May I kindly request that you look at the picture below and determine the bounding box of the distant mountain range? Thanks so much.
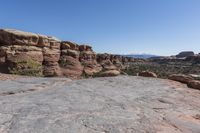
[124,54,159,59]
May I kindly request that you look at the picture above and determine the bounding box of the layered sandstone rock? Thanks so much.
[43,48,61,76]
[0,29,61,76]
[79,45,102,76]
[0,29,60,48]
[5,45,43,76]
[95,55,120,77]
[168,74,194,84]
[60,41,83,78]
[100,70,120,77]
[0,29,134,78]
[187,80,200,90]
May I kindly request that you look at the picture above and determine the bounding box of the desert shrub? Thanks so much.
[81,71,91,78]
[59,58,66,67]
[8,58,43,76]
[92,71,103,77]
[123,62,200,79]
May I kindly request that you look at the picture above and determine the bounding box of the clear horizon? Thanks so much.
[0,0,200,56]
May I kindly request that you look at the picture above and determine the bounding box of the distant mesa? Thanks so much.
[125,54,159,59]
[176,51,195,58]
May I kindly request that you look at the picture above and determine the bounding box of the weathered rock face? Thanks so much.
[60,41,83,78]
[0,29,134,78]
[138,71,157,78]
[5,45,43,76]
[0,29,61,77]
[43,48,61,77]
[0,29,60,48]
[79,45,102,76]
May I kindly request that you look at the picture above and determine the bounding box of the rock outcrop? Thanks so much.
[79,45,102,76]
[60,41,83,78]
[169,74,200,90]
[187,80,200,90]
[0,29,133,78]
[0,29,61,76]
[168,74,193,84]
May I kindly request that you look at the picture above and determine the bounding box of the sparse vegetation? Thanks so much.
[123,62,200,79]
[9,58,43,76]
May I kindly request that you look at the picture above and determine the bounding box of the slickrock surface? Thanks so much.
[0,76,200,133]
[0,73,25,81]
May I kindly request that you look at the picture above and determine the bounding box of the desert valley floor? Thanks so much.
[0,75,200,133]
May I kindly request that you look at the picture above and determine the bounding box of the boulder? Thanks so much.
[61,49,79,59]
[61,42,70,50]
[187,80,200,90]
[82,60,102,76]
[48,37,61,49]
[138,71,157,78]
[100,60,117,71]
[61,41,79,50]
[0,29,39,46]
[79,45,92,51]
[112,59,124,69]
[168,74,193,84]
[97,53,111,62]
[100,70,120,77]
[0,29,60,48]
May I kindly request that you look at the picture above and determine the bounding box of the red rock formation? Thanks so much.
[187,80,200,90]
[0,29,134,78]
[169,74,193,84]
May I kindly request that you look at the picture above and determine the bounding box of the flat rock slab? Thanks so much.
[0,76,200,133]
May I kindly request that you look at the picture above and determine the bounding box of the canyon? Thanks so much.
[0,29,200,133]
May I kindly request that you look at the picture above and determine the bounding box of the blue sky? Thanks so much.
[0,0,200,55]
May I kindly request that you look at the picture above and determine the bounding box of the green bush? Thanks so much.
[9,58,43,76]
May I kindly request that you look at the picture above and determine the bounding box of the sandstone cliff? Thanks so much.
[0,29,133,78]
